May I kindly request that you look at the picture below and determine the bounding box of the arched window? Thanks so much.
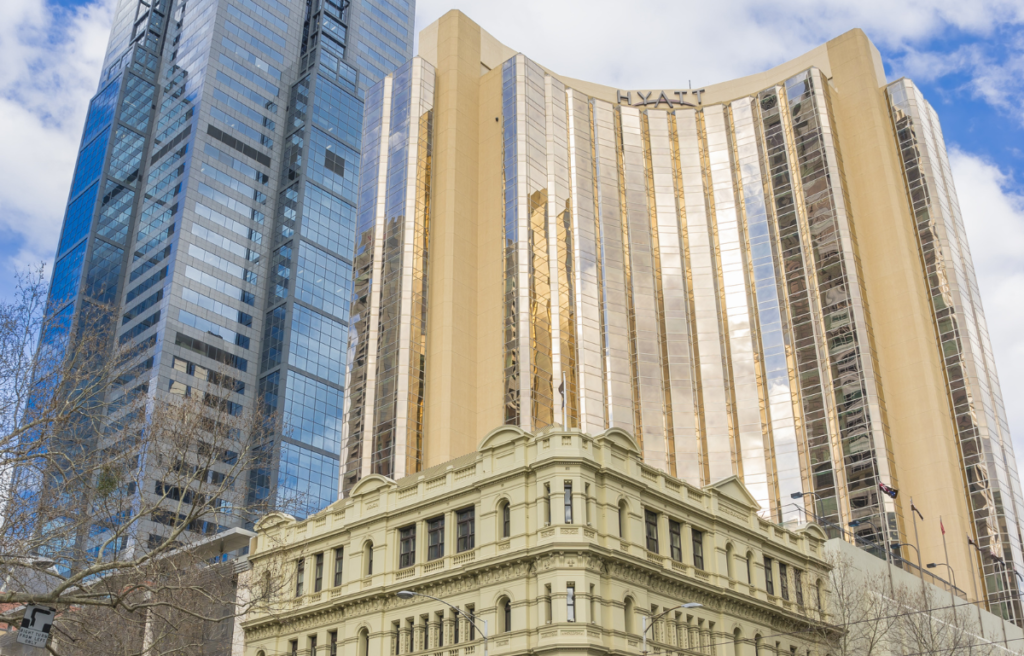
[500,500,511,539]
[726,543,735,580]
[624,596,635,634]
[257,651,266,656]
[363,541,374,577]
[618,500,628,539]
[499,596,512,633]
[746,551,754,584]
[733,628,742,656]
[816,578,825,611]
[754,634,763,656]
[357,628,369,656]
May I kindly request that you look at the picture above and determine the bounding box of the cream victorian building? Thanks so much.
[242,428,833,655]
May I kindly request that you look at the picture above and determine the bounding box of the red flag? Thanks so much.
[941,518,946,535]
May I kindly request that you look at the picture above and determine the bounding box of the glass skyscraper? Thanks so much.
[45,0,415,531]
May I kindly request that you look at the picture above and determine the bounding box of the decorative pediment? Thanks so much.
[594,427,642,456]
[798,522,828,542]
[707,475,762,511]
[349,473,398,497]
[255,511,297,531]
[478,424,529,451]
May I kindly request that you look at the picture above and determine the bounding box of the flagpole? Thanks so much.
[966,533,986,640]
[910,499,929,613]
[561,372,567,432]
[940,515,957,622]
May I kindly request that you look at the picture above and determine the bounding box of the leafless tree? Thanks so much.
[815,548,1003,656]
[0,267,288,655]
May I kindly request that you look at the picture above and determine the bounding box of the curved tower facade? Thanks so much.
[342,11,1024,623]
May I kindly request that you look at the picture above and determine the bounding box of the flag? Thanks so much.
[968,534,976,547]
[910,499,924,520]
[879,482,898,499]
[940,517,946,535]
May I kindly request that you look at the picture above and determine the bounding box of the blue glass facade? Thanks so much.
[254,0,414,518]
[39,0,416,554]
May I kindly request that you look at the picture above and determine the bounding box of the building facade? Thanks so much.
[340,11,1024,624]
[243,427,833,655]
[42,0,416,543]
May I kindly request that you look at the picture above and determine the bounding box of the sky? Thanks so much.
[0,0,1022,484]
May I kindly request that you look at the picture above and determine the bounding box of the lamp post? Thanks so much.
[926,562,958,610]
[397,590,488,656]
[641,603,702,655]
[790,491,822,525]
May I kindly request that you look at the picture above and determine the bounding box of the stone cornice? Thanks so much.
[243,541,838,640]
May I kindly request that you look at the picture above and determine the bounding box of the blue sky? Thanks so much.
[1,0,1022,484]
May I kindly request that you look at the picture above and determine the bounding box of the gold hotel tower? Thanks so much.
[338,10,1024,622]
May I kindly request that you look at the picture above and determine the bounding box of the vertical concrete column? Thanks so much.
[414,617,425,651]
[428,615,440,649]
[399,621,411,654]
[443,613,455,646]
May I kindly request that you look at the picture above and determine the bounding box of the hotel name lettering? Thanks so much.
[616,89,706,107]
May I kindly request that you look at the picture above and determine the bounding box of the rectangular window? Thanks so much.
[290,639,298,655]
[669,520,682,562]
[399,525,416,569]
[692,529,704,570]
[544,483,551,525]
[314,552,324,592]
[502,502,511,538]
[334,547,344,587]
[468,606,476,640]
[564,481,573,524]
[795,568,804,606]
[427,516,445,560]
[295,559,304,597]
[645,510,659,553]
[457,507,475,552]
[309,635,317,656]
[567,584,576,622]
[584,483,591,525]
[779,563,789,601]
[764,556,774,595]
[544,584,552,623]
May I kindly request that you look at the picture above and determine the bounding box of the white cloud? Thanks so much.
[414,0,1024,90]
[951,149,1024,473]
[0,0,114,277]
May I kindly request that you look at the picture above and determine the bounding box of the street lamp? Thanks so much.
[926,563,958,596]
[641,603,702,655]
[397,590,488,656]
[790,491,822,523]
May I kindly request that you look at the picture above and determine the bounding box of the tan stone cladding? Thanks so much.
[243,427,834,655]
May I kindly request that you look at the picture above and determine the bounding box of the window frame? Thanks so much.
[502,501,511,538]
[566,584,576,622]
[399,525,416,569]
[333,547,344,587]
[456,506,476,552]
[295,558,305,597]
[644,510,659,553]
[564,481,573,524]
[691,528,704,570]
[669,519,682,562]
[779,562,790,601]
[427,515,445,561]
[764,556,774,595]
[313,552,324,592]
